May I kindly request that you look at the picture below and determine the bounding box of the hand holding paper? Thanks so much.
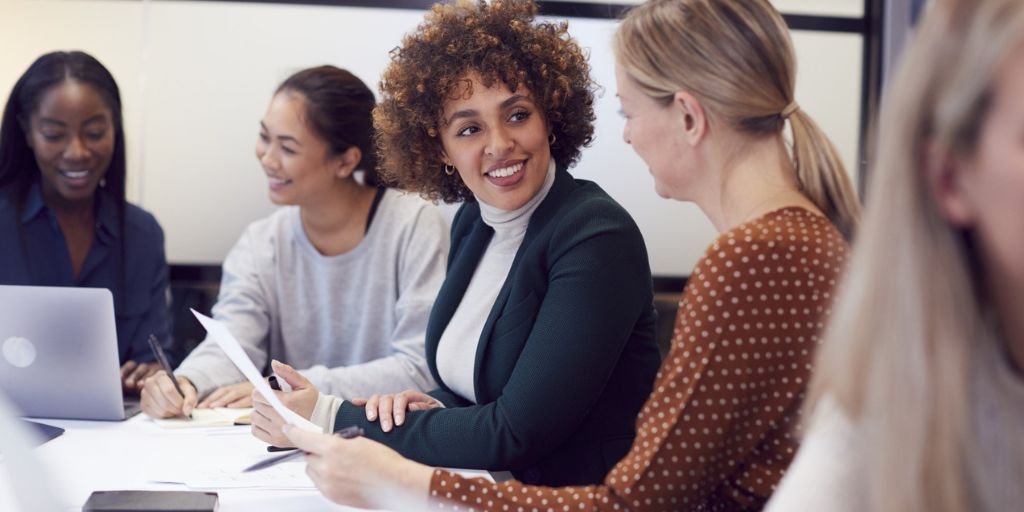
[190,309,320,433]
[250,360,323,447]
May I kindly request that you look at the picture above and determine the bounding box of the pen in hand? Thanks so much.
[264,375,296,451]
[147,334,192,419]
[245,425,365,472]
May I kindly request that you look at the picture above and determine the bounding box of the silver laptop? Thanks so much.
[0,285,133,420]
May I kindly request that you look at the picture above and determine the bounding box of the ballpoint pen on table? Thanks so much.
[244,425,365,472]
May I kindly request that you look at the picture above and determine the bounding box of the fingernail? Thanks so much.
[396,415,404,425]
[368,412,376,421]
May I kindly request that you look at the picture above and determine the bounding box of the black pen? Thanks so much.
[263,376,286,447]
[147,334,191,419]
[244,425,364,472]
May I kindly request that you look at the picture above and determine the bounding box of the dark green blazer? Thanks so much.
[334,167,661,486]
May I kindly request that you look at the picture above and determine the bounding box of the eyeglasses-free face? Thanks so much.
[438,73,552,211]
[26,80,115,208]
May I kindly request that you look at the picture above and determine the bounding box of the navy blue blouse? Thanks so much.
[0,182,174,365]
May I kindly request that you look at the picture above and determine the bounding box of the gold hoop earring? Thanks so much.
[444,164,455,176]
[548,133,556,146]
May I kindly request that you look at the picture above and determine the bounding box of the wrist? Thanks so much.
[311,393,343,432]
[394,462,434,508]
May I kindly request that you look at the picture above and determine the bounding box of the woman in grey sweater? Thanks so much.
[140,66,448,418]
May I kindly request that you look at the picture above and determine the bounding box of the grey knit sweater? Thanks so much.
[176,189,448,399]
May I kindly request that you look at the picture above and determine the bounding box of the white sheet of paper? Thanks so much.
[152,407,252,429]
[148,451,315,490]
[150,458,315,490]
[191,309,320,433]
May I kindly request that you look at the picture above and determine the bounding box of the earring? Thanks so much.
[548,133,557,146]
[444,164,455,176]
[99,178,107,188]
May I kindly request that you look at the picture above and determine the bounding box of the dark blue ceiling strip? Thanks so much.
[152,0,866,32]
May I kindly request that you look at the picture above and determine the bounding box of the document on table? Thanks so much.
[153,408,252,429]
[191,310,320,433]
[150,455,315,489]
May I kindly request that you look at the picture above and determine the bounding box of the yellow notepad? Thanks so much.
[153,407,253,429]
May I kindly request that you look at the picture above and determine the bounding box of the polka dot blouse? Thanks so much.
[429,207,849,511]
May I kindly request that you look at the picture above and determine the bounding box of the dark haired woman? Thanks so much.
[141,66,448,418]
[0,50,173,392]
[271,0,859,509]
[250,1,661,488]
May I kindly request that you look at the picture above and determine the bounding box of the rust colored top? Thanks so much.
[428,207,849,511]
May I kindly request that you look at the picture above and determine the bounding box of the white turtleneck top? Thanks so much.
[434,160,557,403]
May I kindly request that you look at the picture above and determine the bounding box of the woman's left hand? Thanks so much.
[351,390,443,433]
[121,361,162,393]
[198,382,254,409]
[284,424,434,509]
[251,360,320,448]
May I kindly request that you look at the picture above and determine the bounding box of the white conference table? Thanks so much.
[1,414,486,512]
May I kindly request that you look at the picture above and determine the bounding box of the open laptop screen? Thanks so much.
[0,285,126,420]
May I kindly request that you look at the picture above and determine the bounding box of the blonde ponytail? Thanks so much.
[788,108,861,240]
[614,0,860,240]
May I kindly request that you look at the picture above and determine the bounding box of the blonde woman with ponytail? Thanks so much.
[273,1,859,510]
[768,1,1024,511]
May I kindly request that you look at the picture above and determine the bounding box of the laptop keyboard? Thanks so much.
[123,397,142,419]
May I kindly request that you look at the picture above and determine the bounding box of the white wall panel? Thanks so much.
[1,0,863,275]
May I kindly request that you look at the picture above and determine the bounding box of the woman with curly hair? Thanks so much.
[250,0,661,489]
[273,0,859,509]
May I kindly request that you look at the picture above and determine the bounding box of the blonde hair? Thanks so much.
[808,1,1024,511]
[613,0,860,240]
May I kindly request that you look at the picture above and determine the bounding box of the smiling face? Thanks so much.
[255,91,343,206]
[438,75,551,210]
[25,80,115,206]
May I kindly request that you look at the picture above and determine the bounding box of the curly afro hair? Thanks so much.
[373,0,598,203]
